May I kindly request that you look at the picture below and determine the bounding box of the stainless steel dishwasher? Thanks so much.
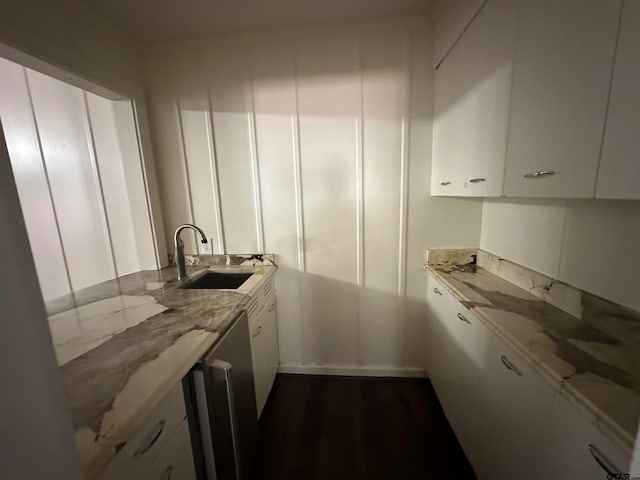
[190,312,258,480]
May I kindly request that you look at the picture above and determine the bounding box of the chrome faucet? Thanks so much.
[174,224,208,281]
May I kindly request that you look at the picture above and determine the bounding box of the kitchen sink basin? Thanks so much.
[180,272,253,290]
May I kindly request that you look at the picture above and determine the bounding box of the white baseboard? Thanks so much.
[278,363,427,378]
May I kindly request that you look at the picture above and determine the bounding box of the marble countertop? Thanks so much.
[47,258,276,478]
[426,250,640,454]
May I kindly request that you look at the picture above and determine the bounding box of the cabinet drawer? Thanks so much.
[246,276,275,324]
[142,419,196,480]
[542,393,631,479]
[99,383,187,480]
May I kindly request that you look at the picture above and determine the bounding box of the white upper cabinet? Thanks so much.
[503,0,622,198]
[431,0,517,197]
[432,0,488,69]
[597,1,640,199]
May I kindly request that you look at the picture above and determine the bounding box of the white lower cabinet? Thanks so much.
[478,333,555,480]
[99,383,191,480]
[142,419,196,480]
[427,273,547,479]
[541,393,631,479]
[98,383,195,480]
[249,292,279,417]
[425,273,630,480]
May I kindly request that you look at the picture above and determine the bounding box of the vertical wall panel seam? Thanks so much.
[205,90,226,254]
[398,31,412,297]
[292,51,306,273]
[355,30,365,367]
[248,74,266,253]
[81,91,120,283]
[175,98,199,252]
[292,39,306,365]
[129,100,162,269]
[22,68,76,303]
[356,33,365,289]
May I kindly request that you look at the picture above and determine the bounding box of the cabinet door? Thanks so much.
[431,0,516,197]
[250,293,279,417]
[425,274,467,423]
[142,419,196,480]
[597,1,640,199]
[432,0,488,69]
[249,311,268,417]
[426,275,493,479]
[262,296,279,400]
[541,393,631,479]
[453,308,495,480]
[480,334,555,480]
[503,0,621,198]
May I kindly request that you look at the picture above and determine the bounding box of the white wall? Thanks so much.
[0,0,142,96]
[0,118,82,480]
[0,0,168,267]
[146,19,482,371]
[0,3,163,477]
[481,198,640,312]
[0,57,157,301]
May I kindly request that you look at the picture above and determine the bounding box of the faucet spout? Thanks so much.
[174,224,208,281]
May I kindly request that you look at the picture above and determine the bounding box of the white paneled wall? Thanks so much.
[481,199,640,312]
[0,57,157,303]
[146,19,483,371]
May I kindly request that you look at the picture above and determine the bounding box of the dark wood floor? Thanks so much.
[250,374,476,480]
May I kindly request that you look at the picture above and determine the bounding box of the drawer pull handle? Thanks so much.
[588,444,621,475]
[468,177,486,183]
[160,466,173,480]
[268,304,275,312]
[433,288,442,296]
[252,325,262,337]
[457,312,471,324]
[500,355,523,376]
[440,181,451,186]
[133,419,166,458]
[524,170,555,179]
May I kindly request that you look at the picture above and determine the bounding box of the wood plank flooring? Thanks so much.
[250,374,476,480]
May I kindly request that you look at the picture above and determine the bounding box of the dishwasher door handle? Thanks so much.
[211,359,242,480]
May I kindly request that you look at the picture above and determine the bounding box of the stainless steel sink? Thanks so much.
[180,272,253,290]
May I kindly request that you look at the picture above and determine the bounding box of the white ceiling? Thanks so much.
[87,0,435,42]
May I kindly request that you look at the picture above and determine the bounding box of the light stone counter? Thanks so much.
[47,255,276,478]
[426,248,640,455]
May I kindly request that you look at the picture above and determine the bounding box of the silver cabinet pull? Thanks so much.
[252,325,262,337]
[160,466,173,480]
[500,355,523,376]
[468,178,486,183]
[588,444,621,475]
[440,181,451,186]
[133,419,166,458]
[433,287,442,296]
[457,312,471,324]
[524,170,555,178]
[267,303,275,312]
